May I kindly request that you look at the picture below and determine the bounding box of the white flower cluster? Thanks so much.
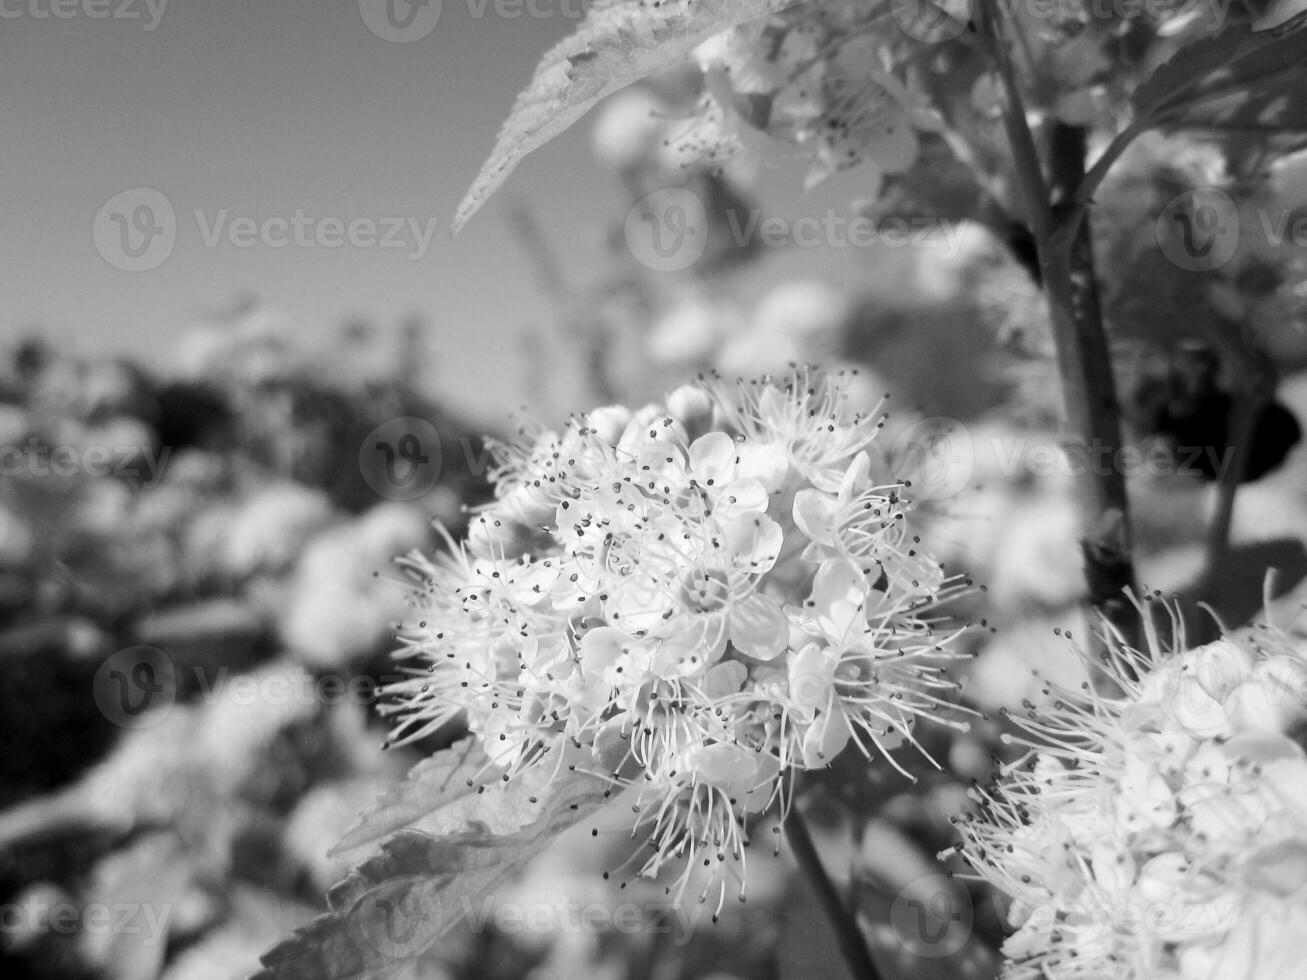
[671,2,943,189]
[383,370,966,908]
[951,610,1307,979]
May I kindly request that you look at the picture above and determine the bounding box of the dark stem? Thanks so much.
[1046,123,1138,642]
[981,0,1138,640]
[784,806,885,980]
[1191,396,1256,642]
[1192,341,1269,642]
[980,0,1139,643]
[1030,91,1160,642]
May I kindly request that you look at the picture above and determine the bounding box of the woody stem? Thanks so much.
[785,804,886,980]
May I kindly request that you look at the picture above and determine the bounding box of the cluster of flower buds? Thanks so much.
[950,606,1307,978]
[382,369,969,910]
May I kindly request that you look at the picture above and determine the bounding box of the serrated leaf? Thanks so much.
[330,737,488,860]
[254,763,612,980]
[452,0,802,232]
[1132,11,1307,135]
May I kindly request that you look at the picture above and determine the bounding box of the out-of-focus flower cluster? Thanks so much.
[672,1,943,191]
[384,369,970,906]
[0,313,489,645]
[1099,134,1307,368]
[0,315,497,978]
[951,611,1307,978]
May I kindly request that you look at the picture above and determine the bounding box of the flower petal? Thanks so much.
[688,430,738,488]
[809,557,867,613]
[793,488,839,546]
[723,513,783,571]
[735,440,790,494]
[788,641,835,715]
[704,660,748,699]
[801,707,851,768]
[579,626,627,680]
[730,592,789,661]
[715,478,770,521]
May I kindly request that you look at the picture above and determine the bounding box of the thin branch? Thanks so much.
[1046,123,1138,637]
[785,806,886,980]
[506,200,573,305]
[980,0,1138,637]
[1196,395,1256,631]
[979,0,1053,250]
[1072,120,1147,211]
[1193,339,1270,641]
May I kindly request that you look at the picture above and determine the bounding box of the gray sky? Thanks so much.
[1,0,895,420]
[0,0,622,417]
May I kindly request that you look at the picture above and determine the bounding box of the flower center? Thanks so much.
[680,567,731,612]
